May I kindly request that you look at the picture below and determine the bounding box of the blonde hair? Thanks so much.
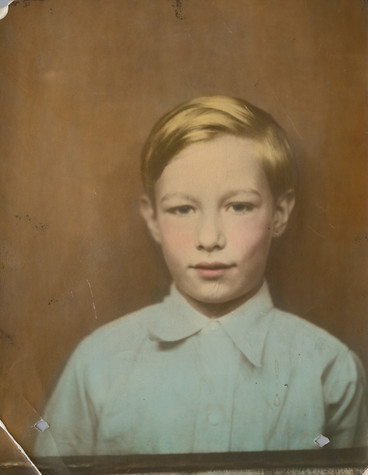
[141,95,295,199]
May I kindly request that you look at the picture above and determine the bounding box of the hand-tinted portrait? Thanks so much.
[0,1,367,474]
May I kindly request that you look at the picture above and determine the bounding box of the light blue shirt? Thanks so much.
[35,283,368,456]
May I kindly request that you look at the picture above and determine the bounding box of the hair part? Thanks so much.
[141,95,296,199]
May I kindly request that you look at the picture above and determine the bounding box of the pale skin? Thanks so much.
[140,135,295,318]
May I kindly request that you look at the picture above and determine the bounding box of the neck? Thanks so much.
[178,281,264,318]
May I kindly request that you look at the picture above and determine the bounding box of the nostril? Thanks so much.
[195,217,226,251]
[196,233,226,252]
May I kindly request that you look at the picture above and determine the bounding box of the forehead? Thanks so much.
[154,135,271,198]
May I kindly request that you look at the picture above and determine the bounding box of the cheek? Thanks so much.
[159,221,193,257]
[227,219,272,254]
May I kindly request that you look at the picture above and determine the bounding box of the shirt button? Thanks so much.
[208,412,221,425]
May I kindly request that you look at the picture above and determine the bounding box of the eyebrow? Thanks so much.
[160,189,261,205]
[220,189,262,201]
[160,193,199,205]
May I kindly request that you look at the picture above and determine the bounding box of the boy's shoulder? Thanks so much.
[71,301,165,364]
[269,306,350,361]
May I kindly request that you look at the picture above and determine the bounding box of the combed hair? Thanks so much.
[141,95,296,199]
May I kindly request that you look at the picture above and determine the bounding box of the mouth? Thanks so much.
[192,262,235,279]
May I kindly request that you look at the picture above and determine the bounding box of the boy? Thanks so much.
[35,95,367,456]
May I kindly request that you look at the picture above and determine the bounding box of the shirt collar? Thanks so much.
[148,282,274,367]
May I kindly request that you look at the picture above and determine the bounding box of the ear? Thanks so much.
[272,190,295,238]
[139,194,162,244]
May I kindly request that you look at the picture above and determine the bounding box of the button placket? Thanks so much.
[192,322,241,452]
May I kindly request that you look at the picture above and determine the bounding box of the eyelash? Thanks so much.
[167,205,195,216]
[166,202,256,216]
[226,202,256,213]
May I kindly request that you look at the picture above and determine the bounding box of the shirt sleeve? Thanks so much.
[34,345,97,457]
[323,348,368,448]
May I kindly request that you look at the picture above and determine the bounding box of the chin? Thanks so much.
[195,294,229,304]
[190,287,242,305]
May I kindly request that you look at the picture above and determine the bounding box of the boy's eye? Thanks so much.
[168,205,195,216]
[227,202,256,213]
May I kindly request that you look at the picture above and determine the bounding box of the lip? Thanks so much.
[192,262,235,279]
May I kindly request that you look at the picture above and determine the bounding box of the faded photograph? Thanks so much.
[33,95,367,456]
[0,0,367,471]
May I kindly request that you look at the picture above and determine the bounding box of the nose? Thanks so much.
[196,213,226,252]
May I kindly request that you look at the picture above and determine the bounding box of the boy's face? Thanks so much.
[141,135,294,316]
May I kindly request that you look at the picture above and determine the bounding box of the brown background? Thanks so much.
[0,0,367,461]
